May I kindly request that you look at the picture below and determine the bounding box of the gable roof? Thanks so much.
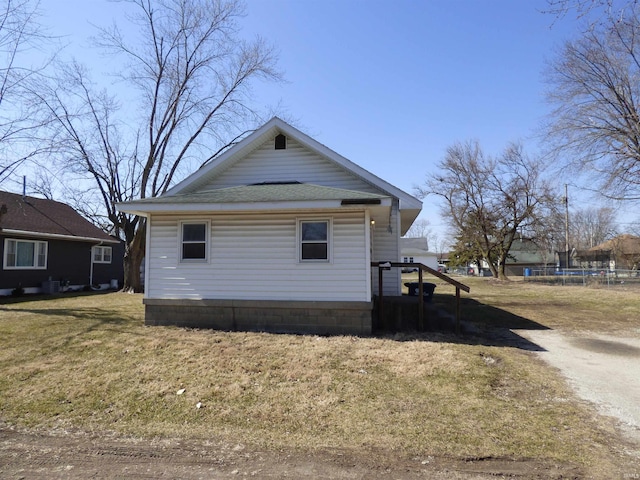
[123,117,422,233]
[0,190,118,243]
[168,117,421,207]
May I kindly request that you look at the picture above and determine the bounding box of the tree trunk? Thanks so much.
[123,222,146,293]
[497,263,509,281]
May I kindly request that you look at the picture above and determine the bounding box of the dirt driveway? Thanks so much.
[519,329,640,446]
[0,424,583,479]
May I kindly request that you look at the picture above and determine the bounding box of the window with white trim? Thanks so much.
[180,221,209,262]
[299,220,329,262]
[3,238,48,269]
[93,246,112,264]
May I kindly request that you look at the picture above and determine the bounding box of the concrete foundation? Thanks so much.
[143,298,373,336]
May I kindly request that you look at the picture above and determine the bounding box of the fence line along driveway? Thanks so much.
[525,268,640,287]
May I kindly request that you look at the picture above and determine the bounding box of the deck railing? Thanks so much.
[371,262,471,333]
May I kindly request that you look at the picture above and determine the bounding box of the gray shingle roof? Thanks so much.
[128,183,389,205]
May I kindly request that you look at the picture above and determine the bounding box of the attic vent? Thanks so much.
[251,181,301,185]
[275,134,286,150]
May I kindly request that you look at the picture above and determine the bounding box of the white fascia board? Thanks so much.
[2,229,120,244]
[117,197,393,215]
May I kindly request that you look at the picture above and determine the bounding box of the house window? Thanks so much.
[3,238,47,269]
[93,246,112,264]
[299,220,329,262]
[275,134,286,150]
[181,221,209,261]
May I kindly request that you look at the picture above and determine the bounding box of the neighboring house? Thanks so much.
[464,238,554,276]
[117,117,422,335]
[504,238,555,276]
[400,237,438,271]
[0,191,124,295]
[575,234,640,271]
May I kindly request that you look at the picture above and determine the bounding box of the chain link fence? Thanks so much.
[524,268,640,287]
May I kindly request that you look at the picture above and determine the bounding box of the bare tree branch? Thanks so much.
[417,141,558,280]
[37,0,282,291]
[544,5,640,201]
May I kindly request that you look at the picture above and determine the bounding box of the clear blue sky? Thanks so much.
[39,0,612,238]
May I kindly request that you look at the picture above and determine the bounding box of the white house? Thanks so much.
[117,117,422,335]
[400,237,439,271]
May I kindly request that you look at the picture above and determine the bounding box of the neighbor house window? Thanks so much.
[3,238,47,269]
[181,221,209,261]
[93,246,112,264]
[299,220,329,262]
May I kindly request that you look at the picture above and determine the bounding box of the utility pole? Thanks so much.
[565,184,570,270]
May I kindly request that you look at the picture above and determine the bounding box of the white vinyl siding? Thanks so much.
[146,212,369,301]
[371,201,401,296]
[199,138,381,194]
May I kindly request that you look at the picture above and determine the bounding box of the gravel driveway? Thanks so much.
[518,329,640,445]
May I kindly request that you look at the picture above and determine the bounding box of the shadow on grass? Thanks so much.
[0,290,117,305]
[0,291,141,342]
[375,294,549,352]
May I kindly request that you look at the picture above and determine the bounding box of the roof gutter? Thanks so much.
[117,197,393,215]
[1,229,120,244]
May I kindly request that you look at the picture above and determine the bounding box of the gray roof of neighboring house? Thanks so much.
[506,239,547,264]
[0,190,117,243]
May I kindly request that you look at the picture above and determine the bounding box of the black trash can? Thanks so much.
[404,282,436,302]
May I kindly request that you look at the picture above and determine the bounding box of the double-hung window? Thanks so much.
[3,239,48,269]
[299,220,330,262]
[92,246,112,263]
[181,221,209,262]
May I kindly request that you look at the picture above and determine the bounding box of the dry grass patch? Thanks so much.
[0,291,626,474]
[415,275,640,333]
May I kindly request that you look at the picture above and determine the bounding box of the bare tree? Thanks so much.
[403,218,432,244]
[417,141,558,280]
[0,0,52,184]
[570,206,618,248]
[544,0,638,24]
[36,0,281,291]
[544,5,640,201]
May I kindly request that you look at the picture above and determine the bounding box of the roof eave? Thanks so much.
[1,229,120,244]
[117,197,393,215]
